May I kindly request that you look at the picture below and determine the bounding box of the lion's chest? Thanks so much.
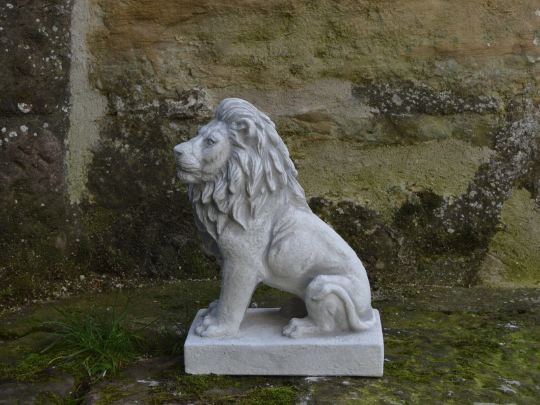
[216,222,272,265]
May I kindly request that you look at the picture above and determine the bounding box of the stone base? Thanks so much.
[184,308,384,376]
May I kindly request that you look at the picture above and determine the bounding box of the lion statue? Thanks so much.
[173,98,375,338]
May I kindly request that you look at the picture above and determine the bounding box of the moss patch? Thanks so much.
[0,352,59,383]
[297,138,494,218]
[34,392,62,405]
[236,386,298,405]
[1,283,540,404]
[175,373,233,394]
[303,307,540,404]
[94,384,136,405]
[144,371,300,405]
[479,188,540,287]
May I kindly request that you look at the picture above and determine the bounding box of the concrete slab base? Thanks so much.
[184,308,384,376]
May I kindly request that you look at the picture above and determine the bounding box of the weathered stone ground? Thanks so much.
[1,282,539,404]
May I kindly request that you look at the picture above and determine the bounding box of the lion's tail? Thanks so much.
[311,283,376,331]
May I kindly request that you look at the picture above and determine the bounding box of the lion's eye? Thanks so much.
[206,138,216,146]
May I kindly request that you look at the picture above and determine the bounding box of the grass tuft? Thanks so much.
[42,293,148,381]
[158,310,193,356]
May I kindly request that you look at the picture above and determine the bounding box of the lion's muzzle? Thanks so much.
[174,142,201,183]
[174,143,194,167]
[173,143,187,164]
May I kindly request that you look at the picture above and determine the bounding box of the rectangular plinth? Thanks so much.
[184,308,384,376]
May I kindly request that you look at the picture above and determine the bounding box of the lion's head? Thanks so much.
[174,98,307,239]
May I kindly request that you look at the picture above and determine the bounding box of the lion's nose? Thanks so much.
[173,144,186,159]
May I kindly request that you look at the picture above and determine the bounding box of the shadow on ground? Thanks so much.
[0,282,539,404]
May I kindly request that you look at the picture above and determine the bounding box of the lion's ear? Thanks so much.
[235,118,255,138]
[236,118,265,155]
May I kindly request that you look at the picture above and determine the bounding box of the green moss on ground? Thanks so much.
[144,372,299,405]
[236,386,298,405]
[35,392,62,405]
[92,384,136,405]
[1,283,539,404]
[314,307,540,404]
[0,352,59,383]
[174,373,233,394]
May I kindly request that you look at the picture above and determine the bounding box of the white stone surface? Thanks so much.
[184,308,384,376]
[174,98,380,341]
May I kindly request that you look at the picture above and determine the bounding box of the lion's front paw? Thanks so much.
[195,314,236,338]
[195,313,216,336]
[198,323,235,337]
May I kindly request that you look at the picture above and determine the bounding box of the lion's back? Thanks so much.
[266,205,362,283]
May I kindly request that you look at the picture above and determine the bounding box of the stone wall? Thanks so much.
[1,0,539,305]
[0,0,74,305]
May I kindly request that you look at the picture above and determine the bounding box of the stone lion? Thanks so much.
[174,98,375,338]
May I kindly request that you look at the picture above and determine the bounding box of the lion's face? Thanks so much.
[174,120,232,184]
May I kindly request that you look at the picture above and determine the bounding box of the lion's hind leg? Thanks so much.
[282,275,347,338]
[282,275,374,338]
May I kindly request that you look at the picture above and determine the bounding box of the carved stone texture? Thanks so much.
[0,127,64,204]
[185,308,384,376]
[174,98,379,339]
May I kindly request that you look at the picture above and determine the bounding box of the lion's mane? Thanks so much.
[188,98,308,240]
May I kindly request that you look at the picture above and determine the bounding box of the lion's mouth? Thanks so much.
[176,164,202,183]
[177,163,200,172]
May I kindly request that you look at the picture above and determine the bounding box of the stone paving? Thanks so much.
[0,282,539,404]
